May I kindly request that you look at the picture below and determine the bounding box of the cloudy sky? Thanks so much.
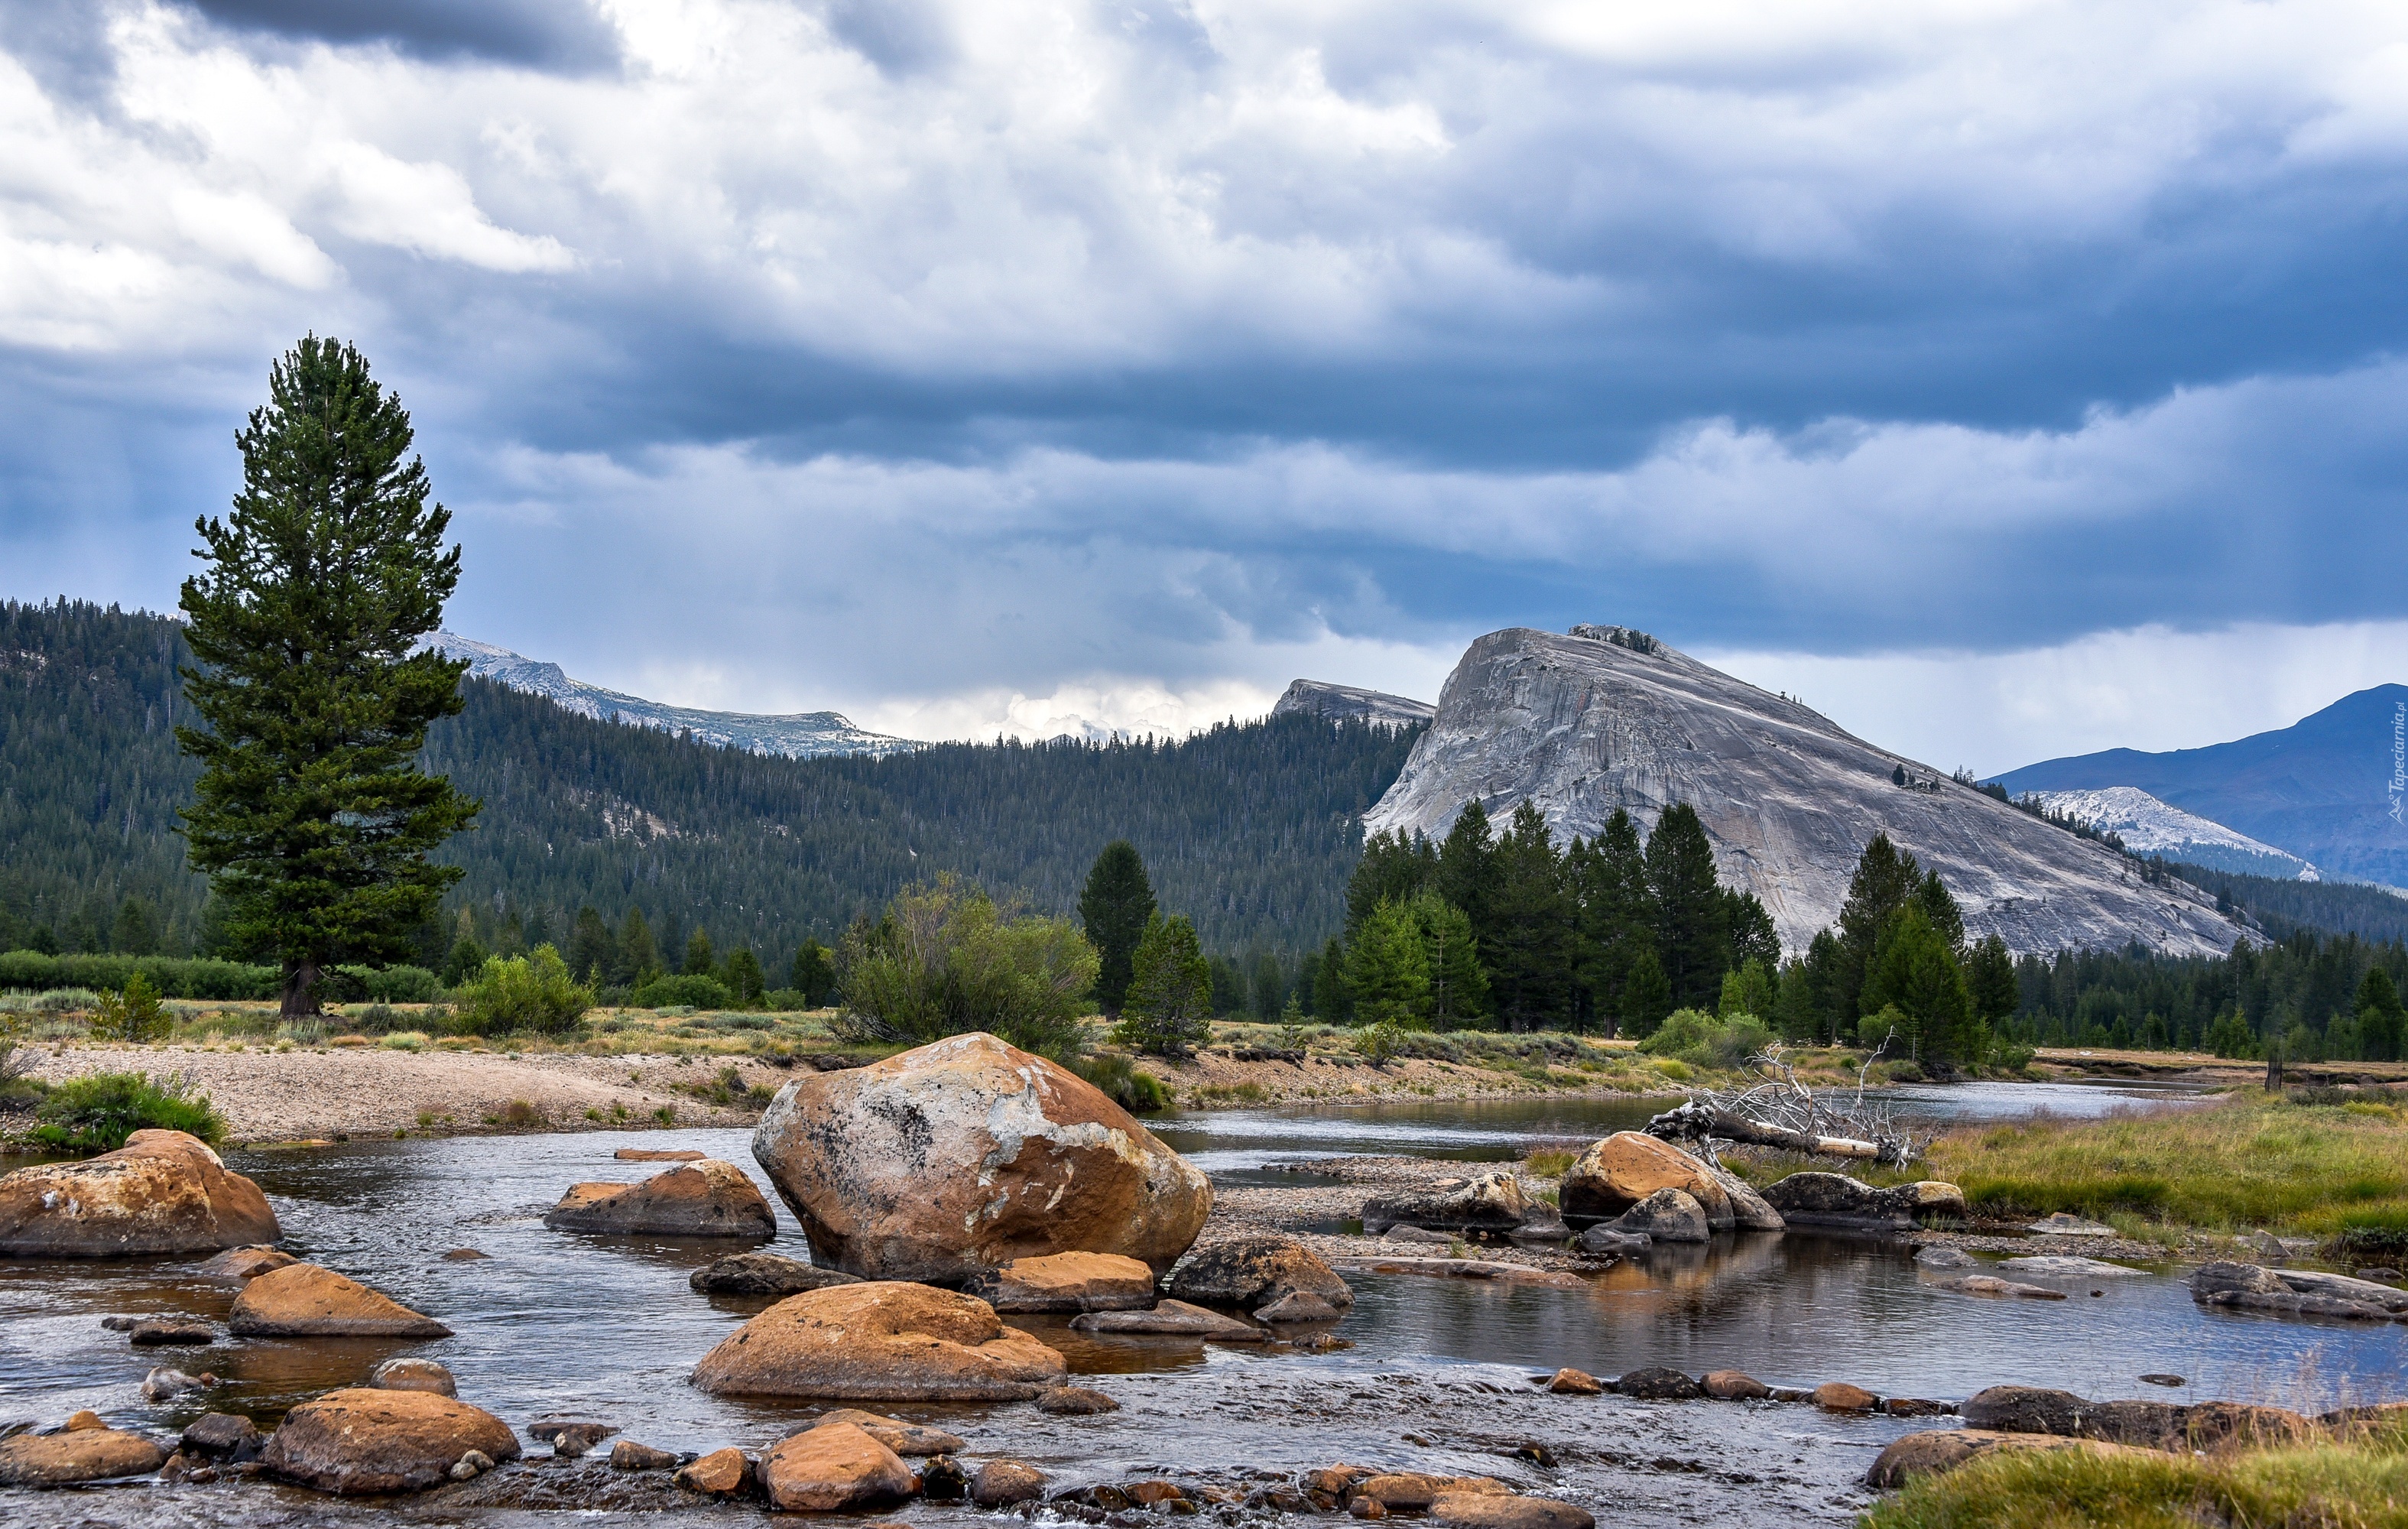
[4,0,2404,768]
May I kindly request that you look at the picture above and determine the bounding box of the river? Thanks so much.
[2,1082,2398,1526]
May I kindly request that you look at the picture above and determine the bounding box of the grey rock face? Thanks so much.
[1361,626,2244,956]
[1273,679,1436,729]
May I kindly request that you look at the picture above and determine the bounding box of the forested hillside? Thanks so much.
[0,600,1414,969]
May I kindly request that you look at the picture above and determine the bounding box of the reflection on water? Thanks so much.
[2,1084,2397,1526]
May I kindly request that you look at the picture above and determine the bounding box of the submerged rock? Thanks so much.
[544,1161,775,1238]
[130,1318,216,1346]
[180,1413,264,1462]
[1936,1275,2068,1300]
[615,1148,706,1161]
[1362,1170,1532,1236]
[1430,1493,1595,1529]
[690,1280,1067,1400]
[369,1358,458,1397]
[1354,1472,1507,1510]
[1558,1134,1731,1229]
[1167,1234,1354,1310]
[1069,1298,1264,1341]
[142,1366,216,1401]
[0,1424,167,1485]
[200,1245,297,1281]
[1996,1255,2145,1281]
[751,1032,1211,1284]
[1615,1367,1702,1401]
[967,1251,1159,1313]
[1912,1246,1976,1270]
[972,1459,1048,1507]
[2027,1212,2117,1237]
[262,1388,521,1495]
[229,1262,453,1338]
[690,1251,860,1297]
[1035,1386,1121,1415]
[1254,1291,1344,1323]
[1574,1226,1649,1258]
[0,1130,280,1258]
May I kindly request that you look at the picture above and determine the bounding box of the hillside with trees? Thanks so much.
[0,599,1416,982]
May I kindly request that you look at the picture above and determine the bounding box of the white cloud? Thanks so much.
[1699,619,2408,774]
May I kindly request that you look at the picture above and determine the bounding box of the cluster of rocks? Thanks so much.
[1537,1365,1947,1417]
[1868,1385,2408,1488]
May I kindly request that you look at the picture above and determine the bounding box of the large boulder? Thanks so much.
[544,1161,775,1238]
[1706,1166,1786,1232]
[261,1388,520,1494]
[690,1280,1067,1400]
[229,1263,453,1338]
[1761,1173,1964,1230]
[751,1032,1211,1283]
[1559,1135,1731,1229]
[1361,1170,1532,1235]
[967,1251,1158,1313]
[1167,1234,1354,1310]
[0,1423,167,1485]
[691,1251,862,1297]
[0,1130,279,1258]
[760,1422,916,1511]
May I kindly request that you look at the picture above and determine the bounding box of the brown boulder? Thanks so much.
[972,1459,1049,1506]
[1705,1166,1786,1232]
[200,1245,297,1281]
[751,1031,1211,1283]
[1167,1233,1354,1309]
[674,1446,753,1495]
[0,1425,168,1485]
[1702,1370,1770,1401]
[1812,1382,1877,1413]
[690,1251,860,1296]
[761,1422,916,1511]
[691,1280,1066,1400]
[612,1440,681,1470]
[811,1409,964,1456]
[968,1251,1158,1312]
[544,1161,775,1238]
[229,1262,452,1338]
[1036,1386,1121,1414]
[1866,1429,2138,1488]
[1559,1134,1731,1229]
[0,1129,279,1258]
[1546,1368,1603,1395]
[261,1388,520,1494]
[1430,1493,1595,1529]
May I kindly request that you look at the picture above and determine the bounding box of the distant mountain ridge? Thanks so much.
[1365,625,2241,958]
[1272,679,1436,728]
[2024,787,2317,881]
[1994,683,2408,890]
[422,633,919,759]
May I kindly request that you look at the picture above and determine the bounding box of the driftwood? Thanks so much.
[1645,1044,1923,1167]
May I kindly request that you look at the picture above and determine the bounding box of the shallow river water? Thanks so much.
[3,1084,2400,1527]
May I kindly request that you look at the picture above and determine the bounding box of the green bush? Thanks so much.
[630,972,735,1010]
[450,945,595,1036]
[1070,1052,1171,1114]
[339,964,443,1004]
[1638,1008,1773,1070]
[88,972,170,1043]
[33,1071,225,1154]
[0,952,277,1001]
[838,875,1099,1060]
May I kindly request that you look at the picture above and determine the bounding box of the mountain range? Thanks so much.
[1994,684,2408,891]
[2020,787,2317,881]
[424,633,920,758]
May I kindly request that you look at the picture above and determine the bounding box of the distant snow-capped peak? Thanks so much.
[2024,787,2318,880]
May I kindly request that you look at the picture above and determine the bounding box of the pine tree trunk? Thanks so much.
[281,959,323,1018]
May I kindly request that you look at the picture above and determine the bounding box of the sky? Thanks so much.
[3,0,2404,771]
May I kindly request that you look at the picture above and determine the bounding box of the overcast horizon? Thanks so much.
[5,0,2404,772]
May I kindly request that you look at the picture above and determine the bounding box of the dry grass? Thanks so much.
[1898,1092,2408,1241]
[1862,1418,2408,1528]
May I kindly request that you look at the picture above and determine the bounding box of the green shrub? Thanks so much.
[1352,1019,1404,1065]
[839,875,1099,1060]
[0,952,277,1001]
[88,973,170,1044]
[352,1003,401,1034]
[630,972,734,1011]
[339,964,442,1004]
[1070,1052,1170,1114]
[1638,1008,1772,1070]
[33,1071,224,1154]
[451,944,594,1035]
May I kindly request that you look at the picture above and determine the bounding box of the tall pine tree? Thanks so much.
[1645,803,1726,1011]
[1485,800,1572,1030]
[1079,839,1157,1014]
[177,336,477,1015]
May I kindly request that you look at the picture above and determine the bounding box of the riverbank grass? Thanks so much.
[1861,1418,2408,1528]
[1903,1089,2408,1245]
